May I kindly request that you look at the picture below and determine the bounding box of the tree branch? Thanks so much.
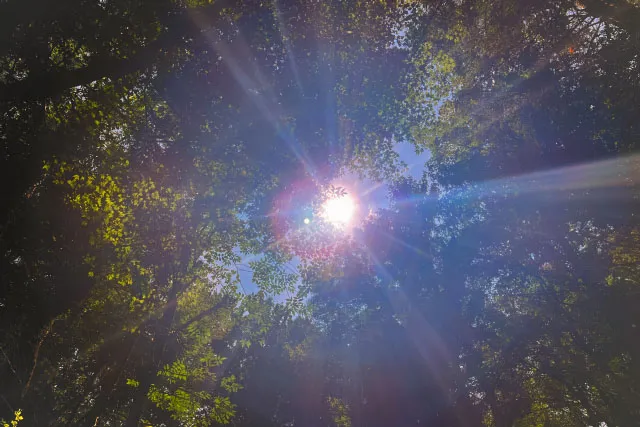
[0,1,228,103]
[22,317,57,397]
[176,294,235,333]
[581,0,640,39]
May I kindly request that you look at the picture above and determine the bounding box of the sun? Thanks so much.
[322,194,356,226]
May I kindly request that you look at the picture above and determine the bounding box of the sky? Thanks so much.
[237,141,431,295]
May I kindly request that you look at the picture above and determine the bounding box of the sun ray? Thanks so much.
[447,153,640,200]
[356,241,453,399]
[188,9,319,178]
[390,154,640,213]
[379,229,432,259]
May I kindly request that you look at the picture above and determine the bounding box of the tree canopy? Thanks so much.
[1,0,640,426]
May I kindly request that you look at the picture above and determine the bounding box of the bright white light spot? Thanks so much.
[304,217,310,225]
[322,194,355,226]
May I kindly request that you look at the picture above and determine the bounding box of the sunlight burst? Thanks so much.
[322,194,356,226]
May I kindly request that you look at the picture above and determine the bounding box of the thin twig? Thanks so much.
[1,394,14,413]
[23,318,57,397]
[0,346,21,385]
